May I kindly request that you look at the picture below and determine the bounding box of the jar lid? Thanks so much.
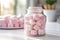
[27,7,43,12]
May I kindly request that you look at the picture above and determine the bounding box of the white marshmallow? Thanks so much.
[29,20,35,25]
[38,29,45,35]
[24,25,32,30]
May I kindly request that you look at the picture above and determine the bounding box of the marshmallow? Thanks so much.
[11,17,19,27]
[25,22,31,25]
[26,30,31,36]
[0,20,3,27]
[24,24,32,30]
[25,16,33,21]
[24,28,31,35]
[30,30,37,36]
[5,16,11,24]
[25,17,30,21]
[8,22,13,28]
[38,29,45,35]
[33,25,40,30]
[39,14,45,20]
[40,24,45,29]
[18,23,24,28]
[36,19,46,29]
[19,18,24,28]
[17,17,24,28]
[36,21,41,27]
[14,23,19,28]
[2,23,6,28]
[33,14,40,21]
[19,22,24,28]
[1,20,7,28]
[29,20,35,25]
[29,16,33,20]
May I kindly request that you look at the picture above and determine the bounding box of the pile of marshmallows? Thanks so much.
[25,14,46,36]
[0,16,24,28]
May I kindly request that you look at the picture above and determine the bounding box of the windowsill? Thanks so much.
[0,22,60,40]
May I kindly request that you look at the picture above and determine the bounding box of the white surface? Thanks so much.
[26,34,60,40]
[46,22,60,36]
[0,30,24,40]
[0,22,60,40]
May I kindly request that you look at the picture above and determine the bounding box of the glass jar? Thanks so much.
[24,7,46,37]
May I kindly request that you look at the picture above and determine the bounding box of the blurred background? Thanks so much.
[0,0,60,22]
[0,0,26,16]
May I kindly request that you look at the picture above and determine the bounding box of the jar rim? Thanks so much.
[27,7,43,12]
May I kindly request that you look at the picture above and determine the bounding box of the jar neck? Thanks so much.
[27,7,43,14]
[27,11,43,14]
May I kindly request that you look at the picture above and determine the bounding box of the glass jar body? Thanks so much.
[24,7,46,37]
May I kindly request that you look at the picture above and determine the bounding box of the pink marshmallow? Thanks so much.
[25,16,33,21]
[33,25,40,30]
[33,14,40,21]
[8,22,13,28]
[28,16,33,20]
[18,22,24,28]
[30,30,37,36]
[17,17,24,28]
[2,24,6,28]
[11,19,18,27]
[13,22,19,28]
[5,16,11,24]
[0,20,2,27]
[4,16,11,27]
[39,14,45,20]
[25,22,31,25]
[40,24,45,29]
[1,20,7,28]
[12,19,19,28]
[20,18,24,25]
[26,30,31,36]
[36,21,41,26]
[25,17,30,21]
[15,24,19,28]
[35,20,46,29]
[11,19,18,24]
[19,23,24,28]
[39,21,46,29]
